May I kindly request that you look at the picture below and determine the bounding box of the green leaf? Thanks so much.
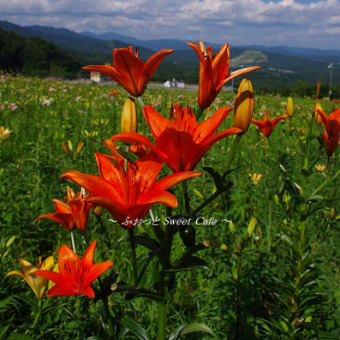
[247,217,257,237]
[279,320,289,333]
[137,254,155,287]
[118,150,139,163]
[281,234,294,247]
[121,317,149,340]
[202,167,224,190]
[5,235,16,248]
[135,235,160,252]
[7,334,35,340]
[166,256,209,273]
[169,323,215,340]
[306,195,325,202]
[0,296,13,309]
[0,317,13,339]
[334,287,340,303]
[115,285,166,302]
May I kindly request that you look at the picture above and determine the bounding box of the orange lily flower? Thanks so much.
[61,149,201,228]
[316,108,340,156]
[110,104,241,172]
[36,187,92,231]
[187,40,260,110]
[251,112,288,137]
[36,241,113,298]
[83,46,174,97]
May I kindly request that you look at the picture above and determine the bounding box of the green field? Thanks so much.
[0,75,339,339]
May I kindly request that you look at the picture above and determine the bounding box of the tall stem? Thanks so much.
[196,107,205,121]
[182,181,191,215]
[31,298,42,329]
[128,228,138,286]
[70,231,76,253]
[311,168,340,196]
[137,96,145,108]
[235,247,242,339]
[95,215,112,249]
[156,215,173,340]
[225,134,242,173]
[157,271,167,340]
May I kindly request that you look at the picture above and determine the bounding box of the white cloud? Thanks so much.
[0,0,339,49]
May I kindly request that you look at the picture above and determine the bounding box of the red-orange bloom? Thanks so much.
[251,112,288,137]
[110,104,241,172]
[317,108,340,156]
[187,40,260,110]
[36,241,113,298]
[83,46,174,97]
[35,187,92,231]
[61,149,200,228]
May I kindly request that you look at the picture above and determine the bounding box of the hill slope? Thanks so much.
[0,28,82,77]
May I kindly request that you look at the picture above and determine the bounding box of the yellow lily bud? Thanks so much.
[93,205,102,216]
[233,79,254,134]
[0,126,12,140]
[76,141,84,154]
[287,97,294,117]
[62,142,69,154]
[220,244,228,251]
[7,256,54,298]
[315,81,320,102]
[314,102,323,125]
[121,97,137,133]
[67,139,73,152]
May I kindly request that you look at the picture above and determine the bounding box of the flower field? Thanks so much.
[0,72,339,339]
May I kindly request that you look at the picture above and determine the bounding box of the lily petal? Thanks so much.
[143,106,171,138]
[194,106,232,142]
[83,261,114,287]
[137,190,178,207]
[154,171,201,192]
[61,170,121,203]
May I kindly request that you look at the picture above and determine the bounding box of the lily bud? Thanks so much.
[314,102,323,125]
[233,79,254,134]
[121,97,137,133]
[287,97,293,117]
[93,205,102,216]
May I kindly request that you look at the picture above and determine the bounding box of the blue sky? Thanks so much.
[0,0,340,50]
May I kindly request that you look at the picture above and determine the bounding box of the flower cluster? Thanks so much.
[9,41,260,301]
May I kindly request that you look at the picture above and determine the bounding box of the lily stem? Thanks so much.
[137,96,145,108]
[196,107,205,121]
[128,228,138,286]
[182,181,191,215]
[156,273,167,340]
[70,231,76,253]
[95,215,111,249]
[225,134,242,173]
[31,298,42,329]
[310,168,340,197]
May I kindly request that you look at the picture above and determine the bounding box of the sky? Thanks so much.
[0,0,340,50]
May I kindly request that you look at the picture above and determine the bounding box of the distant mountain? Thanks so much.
[0,28,82,77]
[82,31,222,51]
[236,45,340,62]
[81,29,340,60]
[82,31,142,46]
[231,50,268,65]
[0,21,154,60]
[1,20,339,90]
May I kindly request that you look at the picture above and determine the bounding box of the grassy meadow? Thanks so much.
[0,74,339,339]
